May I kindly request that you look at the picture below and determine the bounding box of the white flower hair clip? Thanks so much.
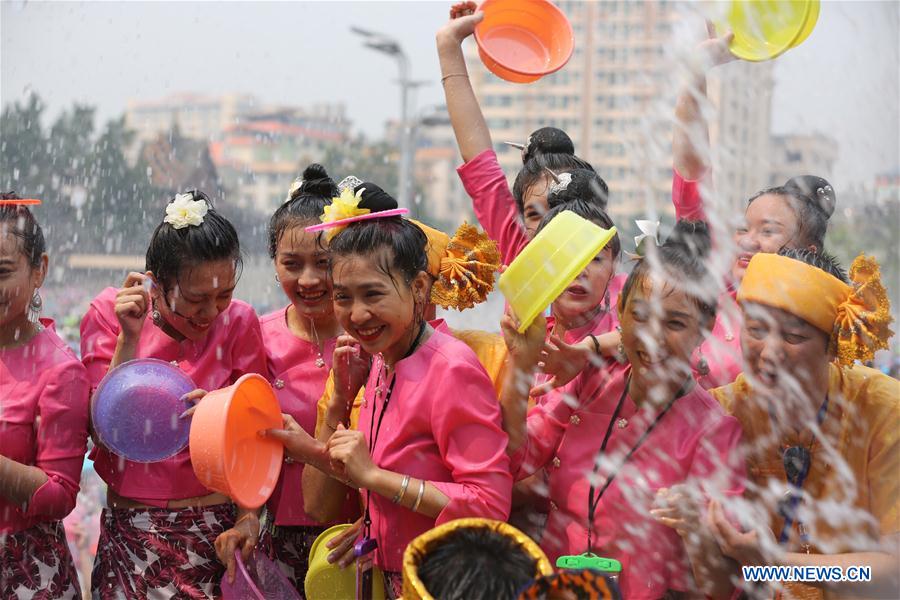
[624,219,660,260]
[164,192,208,229]
[337,175,364,194]
[547,171,572,197]
[284,177,304,204]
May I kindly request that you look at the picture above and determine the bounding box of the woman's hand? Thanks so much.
[436,2,483,47]
[177,389,208,420]
[651,484,704,539]
[114,272,152,341]
[531,333,591,396]
[500,312,546,369]
[326,517,363,569]
[327,426,377,489]
[709,499,776,566]
[214,511,260,584]
[698,21,737,70]
[264,414,323,465]
[332,335,371,402]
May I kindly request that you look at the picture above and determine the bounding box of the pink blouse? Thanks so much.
[79,287,267,505]
[358,328,512,572]
[672,169,743,388]
[260,307,357,526]
[513,362,745,599]
[1,320,90,533]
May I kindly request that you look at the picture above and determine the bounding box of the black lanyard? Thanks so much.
[585,375,691,553]
[769,394,830,547]
[362,322,426,538]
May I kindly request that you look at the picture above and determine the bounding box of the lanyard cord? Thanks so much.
[362,322,426,538]
[585,375,691,554]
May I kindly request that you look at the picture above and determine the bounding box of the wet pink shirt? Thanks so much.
[458,148,625,335]
[358,327,512,572]
[260,306,357,526]
[512,362,745,599]
[79,287,267,505]
[1,320,90,533]
[672,169,743,388]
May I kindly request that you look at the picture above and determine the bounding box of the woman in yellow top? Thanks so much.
[703,248,898,599]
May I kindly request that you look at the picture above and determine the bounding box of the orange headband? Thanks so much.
[739,253,893,366]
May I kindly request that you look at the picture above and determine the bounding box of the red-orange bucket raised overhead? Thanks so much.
[189,374,284,509]
[474,0,574,84]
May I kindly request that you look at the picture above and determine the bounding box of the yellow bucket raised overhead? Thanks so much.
[499,210,617,333]
[305,524,386,600]
[716,0,820,62]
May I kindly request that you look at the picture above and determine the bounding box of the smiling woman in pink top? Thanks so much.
[501,221,745,600]
[79,190,266,599]
[1,195,89,599]
[272,182,512,599]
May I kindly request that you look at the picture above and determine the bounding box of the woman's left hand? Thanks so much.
[709,499,777,566]
[327,426,377,489]
[214,512,260,584]
[178,389,208,420]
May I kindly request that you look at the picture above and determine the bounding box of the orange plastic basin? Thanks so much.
[189,374,284,509]
[475,0,574,83]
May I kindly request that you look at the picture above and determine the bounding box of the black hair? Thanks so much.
[520,127,575,164]
[416,526,538,600]
[268,163,337,258]
[620,220,718,325]
[778,247,848,283]
[546,168,610,211]
[511,152,595,216]
[535,199,621,259]
[145,190,242,292]
[748,175,836,252]
[328,182,428,287]
[0,192,45,268]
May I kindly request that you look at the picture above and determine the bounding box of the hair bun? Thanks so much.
[784,175,836,219]
[354,182,398,212]
[546,168,609,210]
[292,163,337,199]
[665,220,712,258]
[523,127,575,163]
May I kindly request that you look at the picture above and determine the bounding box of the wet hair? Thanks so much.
[620,220,718,325]
[0,192,45,268]
[268,163,338,258]
[520,127,575,164]
[547,168,609,210]
[778,247,848,283]
[535,199,621,259]
[145,190,242,292]
[748,175,836,252]
[328,182,428,287]
[511,152,595,216]
[416,526,538,600]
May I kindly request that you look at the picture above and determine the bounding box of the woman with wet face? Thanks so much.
[79,190,266,599]
[666,24,839,389]
[212,164,357,592]
[1,195,90,599]
[270,182,512,598]
[708,249,898,599]
[500,221,745,599]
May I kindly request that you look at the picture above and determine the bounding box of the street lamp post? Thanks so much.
[350,26,423,207]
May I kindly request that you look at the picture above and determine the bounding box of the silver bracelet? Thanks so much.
[412,479,426,512]
[392,475,411,504]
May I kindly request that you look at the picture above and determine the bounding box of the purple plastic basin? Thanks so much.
[221,550,301,600]
[91,358,195,463]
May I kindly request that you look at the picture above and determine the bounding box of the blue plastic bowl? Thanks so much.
[91,358,196,463]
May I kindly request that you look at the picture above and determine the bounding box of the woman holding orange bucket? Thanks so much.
[270,182,512,598]
[213,165,358,594]
[79,190,267,599]
[500,221,745,599]
[1,194,90,599]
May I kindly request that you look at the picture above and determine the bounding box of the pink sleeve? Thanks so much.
[509,387,574,481]
[428,361,513,524]
[457,149,528,265]
[79,299,119,389]
[229,306,267,384]
[672,168,708,222]
[24,361,90,520]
